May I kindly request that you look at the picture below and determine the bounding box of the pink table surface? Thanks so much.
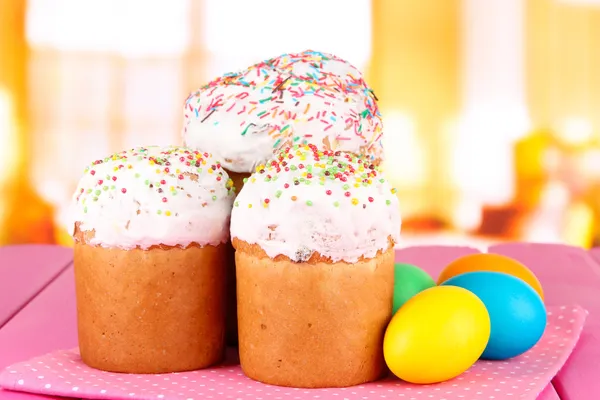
[590,247,600,265]
[1,244,599,399]
[0,245,73,329]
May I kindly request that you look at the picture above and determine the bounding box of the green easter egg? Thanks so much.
[393,263,436,314]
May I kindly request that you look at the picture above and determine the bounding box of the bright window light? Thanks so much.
[26,0,189,56]
[202,0,372,76]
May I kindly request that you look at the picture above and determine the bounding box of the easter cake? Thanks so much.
[230,144,401,388]
[182,49,384,345]
[71,146,234,373]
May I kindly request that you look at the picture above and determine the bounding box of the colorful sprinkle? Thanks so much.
[73,146,235,218]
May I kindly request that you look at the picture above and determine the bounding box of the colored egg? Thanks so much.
[441,271,546,360]
[437,253,544,301]
[392,263,436,314]
[384,286,491,384]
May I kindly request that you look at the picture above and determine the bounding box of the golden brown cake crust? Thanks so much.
[74,228,227,373]
[235,239,395,388]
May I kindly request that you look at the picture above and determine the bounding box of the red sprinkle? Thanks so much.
[178,174,184,180]
[326,190,332,195]
[121,188,127,193]
[112,176,117,181]
[368,197,374,202]
[162,197,168,203]
[344,191,351,197]
[284,183,290,189]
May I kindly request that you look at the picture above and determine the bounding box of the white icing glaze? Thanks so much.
[230,144,401,263]
[183,50,383,173]
[71,146,235,249]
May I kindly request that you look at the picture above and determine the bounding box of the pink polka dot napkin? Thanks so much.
[0,305,587,400]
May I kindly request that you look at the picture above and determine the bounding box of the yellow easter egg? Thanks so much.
[383,286,491,384]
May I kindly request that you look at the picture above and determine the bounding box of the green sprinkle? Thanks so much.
[212,195,217,201]
[275,190,282,198]
[135,173,140,178]
[157,210,162,215]
[259,97,272,104]
[306,200,313,206]
[290,165,298,171]
[83,206,88,213]
[243,177,248,183]
[333,201,340,207]
[103,186,108,191]
[93,197,99,202]
[234,201,239,207]
[86,189,92,194]
[95,190,101,196]
[386,200,391,205]
[145,179,150,185]
[273,138,281,148]
[241,124,253,136]
[281,124,290,132]
[342,184,349,190]
[293,136,300,142]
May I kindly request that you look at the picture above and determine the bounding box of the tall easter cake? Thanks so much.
[71,146,234,373]
[230,144,401,388]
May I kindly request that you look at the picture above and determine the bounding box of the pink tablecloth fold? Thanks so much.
[0,305,587,400]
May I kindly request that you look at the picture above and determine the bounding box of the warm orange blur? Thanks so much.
[0,0,599,248]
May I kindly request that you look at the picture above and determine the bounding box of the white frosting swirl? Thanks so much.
[230,144,401,263]
[71,146,235,249]
[183,50,383,173]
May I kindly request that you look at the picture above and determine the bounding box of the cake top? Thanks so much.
[230,144,401,263]
[182,49,383,173]
[71,146,235,250]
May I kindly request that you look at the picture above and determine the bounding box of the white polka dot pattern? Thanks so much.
[0,306,587,400]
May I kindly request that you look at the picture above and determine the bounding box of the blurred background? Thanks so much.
[0,0,599,249]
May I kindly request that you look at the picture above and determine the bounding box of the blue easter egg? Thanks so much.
[441,271,546,360]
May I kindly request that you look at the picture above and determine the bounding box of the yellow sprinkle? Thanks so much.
[176,169,181,174]
[155,168,161,174]
[170,186,175,191]
[226,179,233,188]
[263,202,268,208]
[165,210,172,216]
[302,172,308,177]
[208,168,213,174]
[292,195,299,201]
[354,183,360,188]
[304,104,311,115]
[113,166,118,171]
[248,204,253,209]
[391,188,397,194]
[251,177,256,183]
[351,198,359,205]
[248,106,257,114]
[149,160,155,165]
